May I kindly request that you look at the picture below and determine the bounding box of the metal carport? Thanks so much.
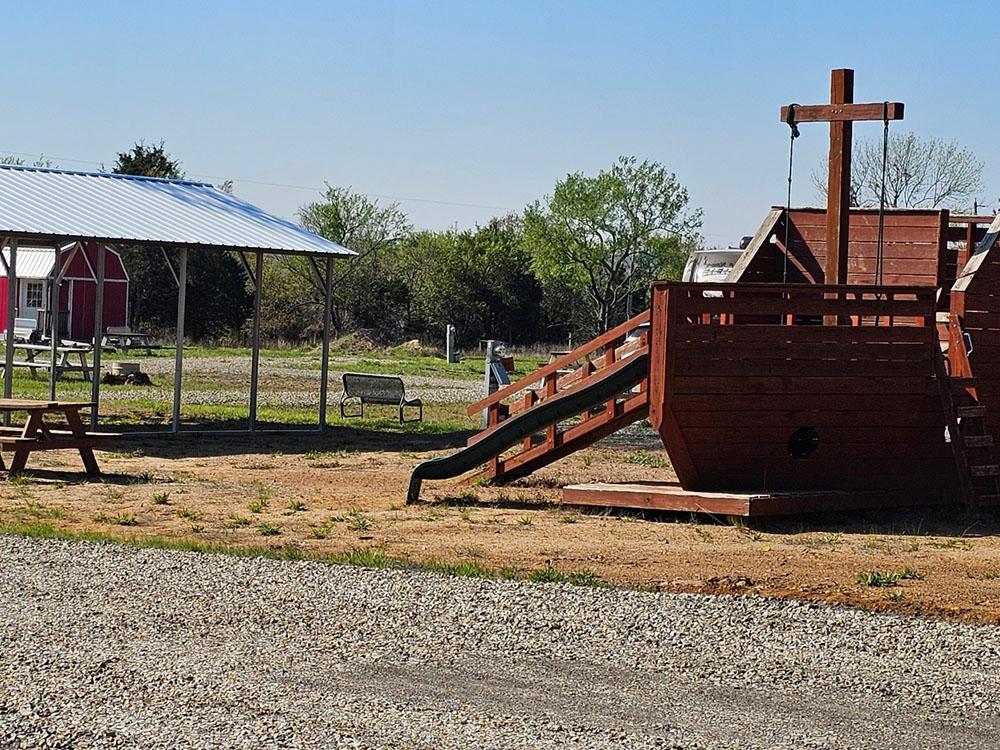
[0,164,355,432]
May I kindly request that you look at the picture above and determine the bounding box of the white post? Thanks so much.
[90,244,106,429]
[248,250,263,431]
[48,252,60,400]
[3,238,16,424]
[318,256,333,431]
[171,247,188,432]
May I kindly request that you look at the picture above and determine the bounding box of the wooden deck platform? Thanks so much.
[561,482,954,517]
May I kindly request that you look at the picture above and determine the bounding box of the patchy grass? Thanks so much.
[0,521,604,590]
[93,513,140,527]
[856,568,925,588]
[624,452,670,469]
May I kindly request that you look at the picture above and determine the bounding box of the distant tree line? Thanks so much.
[22,142,704,347]
[275,155,702,347]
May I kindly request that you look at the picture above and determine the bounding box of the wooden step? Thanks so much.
[969,464,1000,477]
[963,435,994,448]
[957,406,987,418]
[950,377,978,390]
[976,494,1000,506]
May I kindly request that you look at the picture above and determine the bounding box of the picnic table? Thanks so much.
[0,399,117,475]
[101,327,154,356]
[0,342,95,381]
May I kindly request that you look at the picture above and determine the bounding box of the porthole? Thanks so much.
[788,427,819,459]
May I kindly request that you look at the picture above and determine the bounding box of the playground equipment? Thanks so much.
[408,69,1000,515]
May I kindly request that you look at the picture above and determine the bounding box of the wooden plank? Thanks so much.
[563,483,751,515]
[562,482,944,517]
[826,68,854,286]
[780,101,904,123]
[674,408,944,428]
[671,375,937,395]
[672,359,932,378]
[672,325,933,345]
[789,207,941,222]
[670,393,940,411]
[672,297,933,318]
[685,442,948,460]
[466,309,649,415]
[680,426,946,444]
[467,352,646,446]
[671,340,932,361]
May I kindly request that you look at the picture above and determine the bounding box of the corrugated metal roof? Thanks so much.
[0,247,54,279]
[0,165,355,257]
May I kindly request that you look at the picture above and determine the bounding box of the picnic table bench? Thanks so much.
[340,372,423,423]
[101,326,154,355]
[0,341,95,381]
[0,399,119,475]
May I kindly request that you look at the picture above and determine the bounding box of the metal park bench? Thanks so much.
[340,372,423,423]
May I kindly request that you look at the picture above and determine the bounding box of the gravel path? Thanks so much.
[1,536,998,749]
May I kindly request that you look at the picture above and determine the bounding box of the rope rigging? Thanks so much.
[875,101,890,286]
[780,101,892,288]
[783,104,800,284]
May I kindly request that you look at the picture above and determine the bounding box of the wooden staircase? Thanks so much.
[466,311,651,485]
[939,315,1000,510]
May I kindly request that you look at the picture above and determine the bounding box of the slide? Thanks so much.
[407,353,648,503]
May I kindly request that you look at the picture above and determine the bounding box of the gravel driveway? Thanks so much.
[1,536,998,749]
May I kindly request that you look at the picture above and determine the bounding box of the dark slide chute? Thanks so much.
[407,353,648,503]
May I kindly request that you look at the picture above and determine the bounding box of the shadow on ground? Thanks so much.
[585,499,1000,539]
[104,424,475,460]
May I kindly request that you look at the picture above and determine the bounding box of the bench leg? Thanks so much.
[64,409,101,476]
[79,448,101,476]
[9,448,30,474]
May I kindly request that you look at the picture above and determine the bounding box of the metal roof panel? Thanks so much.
[0,165,355,257]
[0,247,55,279]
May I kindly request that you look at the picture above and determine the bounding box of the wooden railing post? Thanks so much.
[544,371,558,447]
[522,390,536,450]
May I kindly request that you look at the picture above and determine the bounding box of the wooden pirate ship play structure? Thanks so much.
[408,69,1000,515]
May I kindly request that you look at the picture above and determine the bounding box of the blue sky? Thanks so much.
[3,1,995,246]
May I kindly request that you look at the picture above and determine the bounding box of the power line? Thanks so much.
[0,148,516,212]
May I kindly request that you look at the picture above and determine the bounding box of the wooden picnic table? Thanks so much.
[0,399,116,475]
[0,342,95,381]
[101,329,154,356]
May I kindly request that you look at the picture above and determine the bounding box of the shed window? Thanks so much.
[25,281,44,309]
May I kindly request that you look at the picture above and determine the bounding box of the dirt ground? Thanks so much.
[2,425,1000,624]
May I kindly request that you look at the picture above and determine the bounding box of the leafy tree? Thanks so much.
[812,131,985,209]
[402,217,544,346]
[111,141,252,338]
[525,155,702,335]
[291,186,412,339]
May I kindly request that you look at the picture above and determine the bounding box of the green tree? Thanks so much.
[293,186,412,339]
[525,155,702,335]
[111,141,252,338]
[402,217,544,346]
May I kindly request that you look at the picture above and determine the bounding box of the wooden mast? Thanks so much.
[780,69,904,284]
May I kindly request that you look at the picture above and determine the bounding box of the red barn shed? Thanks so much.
[0,241,129,341]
